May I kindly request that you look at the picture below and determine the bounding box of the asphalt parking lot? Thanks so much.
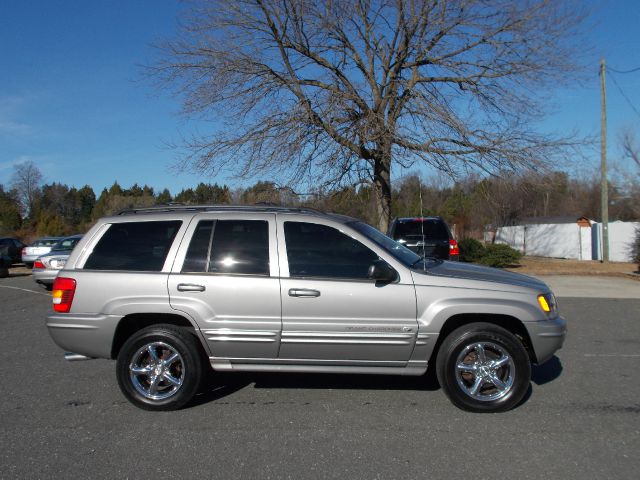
[1,273,639,479]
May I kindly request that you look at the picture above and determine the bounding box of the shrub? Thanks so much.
[458,238,486,263]
[477,243,523,268]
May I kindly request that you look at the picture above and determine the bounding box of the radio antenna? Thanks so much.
[418,180,426,271]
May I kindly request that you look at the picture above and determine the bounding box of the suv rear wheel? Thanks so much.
[436,323,531,413]
[116,324,204,411]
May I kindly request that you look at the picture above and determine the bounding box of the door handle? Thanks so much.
[288,288,321,298]
[177,283,206,292]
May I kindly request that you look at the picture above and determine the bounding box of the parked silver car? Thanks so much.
[22,237,62,268]
[46,206,565,413]
[32,235,83,289]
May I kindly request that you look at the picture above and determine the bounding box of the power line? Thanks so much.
[608,66,640,74]
[607,70,640,121]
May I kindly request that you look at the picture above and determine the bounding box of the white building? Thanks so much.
[487,217,638,262]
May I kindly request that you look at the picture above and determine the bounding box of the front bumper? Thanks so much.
[526,315,567,364]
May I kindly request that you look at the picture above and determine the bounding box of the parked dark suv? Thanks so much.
[388,217,459,260]
[0,237,26,265]
[1,237,26,277]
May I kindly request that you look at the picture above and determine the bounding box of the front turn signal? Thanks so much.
[537,294,551,313]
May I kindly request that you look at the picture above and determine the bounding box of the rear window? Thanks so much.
[84,221,182,271]
[393,220,449,240]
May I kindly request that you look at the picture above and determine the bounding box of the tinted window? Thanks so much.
[284,222,378,279]
[84,221,181,271]
[349,221,421,267]
[182,220,269,276]
[393,219,449,240]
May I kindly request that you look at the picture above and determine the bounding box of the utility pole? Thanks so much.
[599,58,609,262]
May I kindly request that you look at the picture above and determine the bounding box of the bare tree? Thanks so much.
[155,0,585,230]
[621,130,640,170]
[11,161,43,218]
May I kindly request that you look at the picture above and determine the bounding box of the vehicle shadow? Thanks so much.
[189,368,441,408]
[531,355,563,385]
[191,357,563,409]
[516,355,563,407]
[189,372,251,407]
[252,370,441,391]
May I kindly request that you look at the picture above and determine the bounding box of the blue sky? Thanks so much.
[1,0,639,195]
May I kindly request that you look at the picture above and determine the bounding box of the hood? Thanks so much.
[413,260,549,292]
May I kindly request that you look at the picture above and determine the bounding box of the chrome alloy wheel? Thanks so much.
[129,342,185,401]
[455,341,515,402]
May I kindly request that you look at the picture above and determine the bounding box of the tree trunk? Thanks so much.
[373,153,392,233]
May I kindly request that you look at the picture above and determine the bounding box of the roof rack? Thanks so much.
[116,204,328,216]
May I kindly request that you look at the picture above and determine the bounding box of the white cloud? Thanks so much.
[0,120,32,135]
[0,156,31,171]
[0,94,35,137]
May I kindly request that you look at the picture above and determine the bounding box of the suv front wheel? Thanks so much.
[116,324,204,411]
[436,323,531,413]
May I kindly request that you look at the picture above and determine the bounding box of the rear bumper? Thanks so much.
[46,313,122,359]
[526,315,567,364]
[33,268,59,285]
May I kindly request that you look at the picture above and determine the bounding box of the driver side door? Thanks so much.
[277,219,418,363]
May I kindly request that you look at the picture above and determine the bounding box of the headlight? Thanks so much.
[537,293,557,314]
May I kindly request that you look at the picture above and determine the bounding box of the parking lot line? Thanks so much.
[583,353,640,358]
[0,285,51,297]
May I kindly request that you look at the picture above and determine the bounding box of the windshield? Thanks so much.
[348,221,422,267]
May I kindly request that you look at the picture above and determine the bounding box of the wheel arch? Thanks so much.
[111,312,207,360]
[428,313,537,367]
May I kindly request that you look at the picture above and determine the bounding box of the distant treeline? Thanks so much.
[1,171,639,242]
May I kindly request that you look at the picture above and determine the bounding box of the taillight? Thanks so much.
[22,247,26,256]
[449,239,460,256]
[33,260,45,269]
[52,277,76,313]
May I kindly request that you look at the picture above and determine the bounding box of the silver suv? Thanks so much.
[46,205,566,413]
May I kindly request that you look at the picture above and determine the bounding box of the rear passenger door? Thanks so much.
[168,213,281,360]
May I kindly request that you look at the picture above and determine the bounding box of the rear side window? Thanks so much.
[84,221,182,271]
[182,220,269,276]
[393,220,449,240]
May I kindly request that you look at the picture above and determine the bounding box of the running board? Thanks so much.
[210,358,428,376]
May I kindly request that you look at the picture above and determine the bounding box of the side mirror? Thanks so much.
[367,260,398,283]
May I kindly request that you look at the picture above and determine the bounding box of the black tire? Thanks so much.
[436,322,531,413]
[0,267,8,278]
[116,324,205,411]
